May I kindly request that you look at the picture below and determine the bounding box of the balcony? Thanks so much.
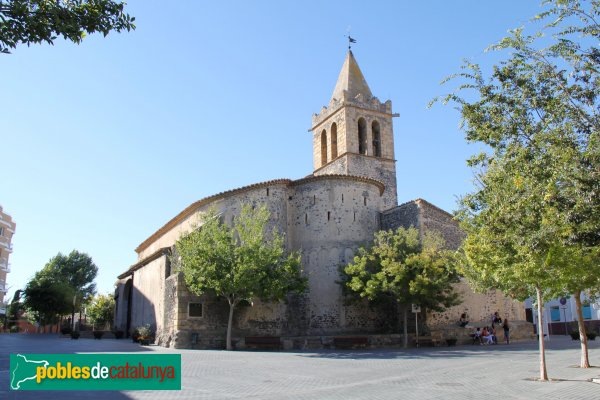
[0,218,12,228]
[0,282,6,293]
[0,259,9,273]
[0,242,12,253]
[0,307,5,315]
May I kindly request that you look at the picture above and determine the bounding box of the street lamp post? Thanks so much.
[560,297,568,335]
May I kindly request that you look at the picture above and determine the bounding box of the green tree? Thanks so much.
[341,227,460,348]
[23,272,73,331]
[33,250,98,329]
[87,293,115,330]
[0,0,135,54]
[175,204,307,350]
[434,0,600,378]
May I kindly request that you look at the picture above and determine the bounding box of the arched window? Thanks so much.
[330,123,338,159]
[372,121,381,157]
[358,118,367,155]
[321,130,328,166]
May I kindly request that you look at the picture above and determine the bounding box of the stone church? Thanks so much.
[115,51,526,348]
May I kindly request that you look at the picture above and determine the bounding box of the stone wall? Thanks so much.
[288,177,385,335]
[381,201,420,231]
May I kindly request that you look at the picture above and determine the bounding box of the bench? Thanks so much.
[244,336,281,350]
[414,336,439,347]
[333,336,369,349]
[470,333,482,345]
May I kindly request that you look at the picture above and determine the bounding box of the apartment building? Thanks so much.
[0,206,15,314]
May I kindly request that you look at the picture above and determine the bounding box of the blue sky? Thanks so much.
[1,1,545,299]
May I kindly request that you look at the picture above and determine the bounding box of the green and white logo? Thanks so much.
[10,353,181,391]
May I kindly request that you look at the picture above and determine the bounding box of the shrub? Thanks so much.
[569,331,579,340]
[70,331,80,340]
[93,331,104,339]
[136,324,153,345]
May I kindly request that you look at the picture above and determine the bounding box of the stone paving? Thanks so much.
[1,334,600,399]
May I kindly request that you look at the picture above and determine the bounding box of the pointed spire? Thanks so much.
[330,50,373,102]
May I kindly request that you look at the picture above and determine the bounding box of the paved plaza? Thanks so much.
[1,334,600,399]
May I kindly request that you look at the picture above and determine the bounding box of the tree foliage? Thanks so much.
[23,250,98,330]
[434,0,600,378]
[175,204,307,350]
[24,272,73,329]
[0,0,135,53]
[341,227,460,348]
[87,293,115,330]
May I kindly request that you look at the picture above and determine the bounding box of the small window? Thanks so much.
[364,197,367,206]
[188,303,203,318]
[550,306,560,322]
[321,130,328,166]
[327,211,331,221]
[266,188,270,196]
[331,123,338,159]
[372,121,381,157]
[358,118,367,155]
[583,304,592,320]
[0,227,3,236]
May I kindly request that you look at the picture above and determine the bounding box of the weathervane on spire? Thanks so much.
[346,35,357,50]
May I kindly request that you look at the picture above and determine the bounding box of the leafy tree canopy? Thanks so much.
[0,0,135,53]
[342,227,460,347]
[175,204,307,350]
[87,293,115,330]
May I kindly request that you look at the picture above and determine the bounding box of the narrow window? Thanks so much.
[364,197,367,206]
[313,195,316,205]
[327,211,331,221]
[188,303,203,318]
[353,212,356,222]
[305,213,308,225]
[0,227,3,236]
[372,121,381,157]
[266,188,270,196]
[358,118,367,155]
[341,194,344,203]
[321,130,328,166]
[331,123,338,159]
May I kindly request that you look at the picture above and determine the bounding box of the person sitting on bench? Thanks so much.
[482,326,494,345]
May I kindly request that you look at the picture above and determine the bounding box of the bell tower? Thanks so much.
[310,51,399,209]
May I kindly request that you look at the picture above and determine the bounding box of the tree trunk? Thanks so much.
[226,300,236,351]
[402,305,408,349]
[573,290,590,368]
[536,286,549,381]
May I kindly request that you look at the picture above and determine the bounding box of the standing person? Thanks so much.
[503,318,510,344]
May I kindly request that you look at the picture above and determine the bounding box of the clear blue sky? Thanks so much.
[2,1,545,299]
